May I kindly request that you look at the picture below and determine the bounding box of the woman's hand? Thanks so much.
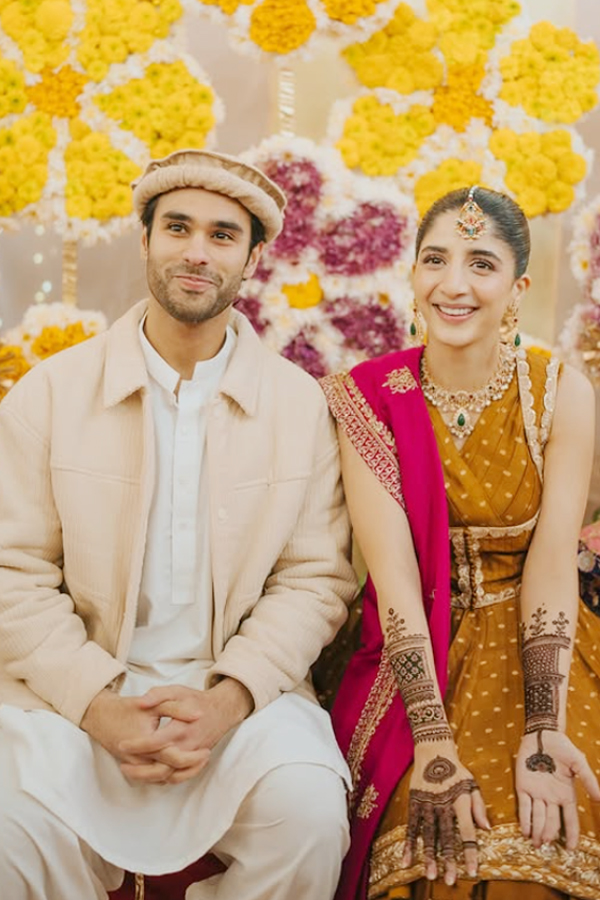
[516,729,600,850]
[403,741,490,886]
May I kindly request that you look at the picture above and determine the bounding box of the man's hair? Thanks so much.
[141,194,266,254]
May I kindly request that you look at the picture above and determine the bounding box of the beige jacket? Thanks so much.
[0,301,357,725]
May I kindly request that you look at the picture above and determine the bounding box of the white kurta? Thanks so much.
[0,323,350,876]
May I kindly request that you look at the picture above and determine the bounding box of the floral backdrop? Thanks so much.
[0,0,599,404]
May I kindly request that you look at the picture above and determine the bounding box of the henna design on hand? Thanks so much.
[407,779,478,861]
[525,729,557,774]
[385,609,452,744]
[423,756,457,784]
[521,606,570,734]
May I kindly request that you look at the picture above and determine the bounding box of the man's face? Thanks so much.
[142,187,263,325]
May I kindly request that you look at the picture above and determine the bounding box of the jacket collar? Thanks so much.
[103,300,264,416]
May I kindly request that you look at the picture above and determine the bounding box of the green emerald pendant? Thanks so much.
[457,412,466,428]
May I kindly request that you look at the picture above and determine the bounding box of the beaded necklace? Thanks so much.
[420,343,516,440]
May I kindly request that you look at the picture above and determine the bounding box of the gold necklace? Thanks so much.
[420,343,516,439]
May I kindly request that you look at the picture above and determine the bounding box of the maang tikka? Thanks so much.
[455,186,488,240]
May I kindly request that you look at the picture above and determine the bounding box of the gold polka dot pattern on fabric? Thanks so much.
[371,352,600,898]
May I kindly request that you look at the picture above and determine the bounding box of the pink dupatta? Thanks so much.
[321,347,451,900]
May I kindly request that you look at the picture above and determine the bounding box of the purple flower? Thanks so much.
[261,159,323,261]
[318,203,406,276]
[233,295,268,335]
[281,331,327,379]
[324,296,406,358]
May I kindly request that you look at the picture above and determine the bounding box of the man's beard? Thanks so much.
[147,261,244,324]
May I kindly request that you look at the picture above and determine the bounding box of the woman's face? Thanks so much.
[413,209,530,350]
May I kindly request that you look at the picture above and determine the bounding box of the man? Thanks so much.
[0,150,357,900]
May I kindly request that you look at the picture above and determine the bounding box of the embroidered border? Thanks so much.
[516,349,544,481]
[540,356,560,449]
[368,822,600,899]
[321,373,404,507]
[345,653,397,810]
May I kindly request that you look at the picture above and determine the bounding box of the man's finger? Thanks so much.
[154,746,210,770]
[166,758,211,784]
[120,761,174,784]
[145,699,202,723]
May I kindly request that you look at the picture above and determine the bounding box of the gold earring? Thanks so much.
[409,300,426,346]
[503,302,521,347]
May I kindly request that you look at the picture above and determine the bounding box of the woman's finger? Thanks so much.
[421,804,438,881]
[402,796,422,868]
[518,790,532,838]
[531,797,547,847]
[454,794,478,879]
[562,800,580,851]
[471,789,491,830]
[541,802,561,845]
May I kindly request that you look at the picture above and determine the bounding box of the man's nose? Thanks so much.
[182,233,210,266]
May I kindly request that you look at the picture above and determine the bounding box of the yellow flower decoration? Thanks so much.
[0,343,31,400]
[489,127,587,216]
[282,274,324,309]
[427,0,521,66]
[415,159,483,217]
[342,3,442,93]
[0,0,73,73]
[500,22,600,124]
[323,0,386,26]
[249,0,316,54]
[337,95,435,176]
[0,0,222,239]
[95,61,217,158]
[432,63,493,131]
[192,0,418,58]
[77,0,183,82]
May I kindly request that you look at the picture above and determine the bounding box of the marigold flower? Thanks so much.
[249,0,316,54]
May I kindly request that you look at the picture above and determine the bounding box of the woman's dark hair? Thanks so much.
[415,187,531,277]
[141,194,266,254]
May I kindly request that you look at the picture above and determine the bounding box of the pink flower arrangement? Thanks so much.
[236,136,417,377]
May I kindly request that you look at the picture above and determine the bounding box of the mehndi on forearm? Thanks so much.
[521,605,571,772]
[385,608,452,744]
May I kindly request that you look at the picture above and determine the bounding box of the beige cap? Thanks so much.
[132,149,286,243]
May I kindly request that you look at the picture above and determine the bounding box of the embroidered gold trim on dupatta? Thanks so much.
[346,652,398,816]
[321,373,404,507]
[369,823,600,899]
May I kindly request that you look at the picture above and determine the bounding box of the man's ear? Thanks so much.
[243,242,264,280]
[141,230,148,260]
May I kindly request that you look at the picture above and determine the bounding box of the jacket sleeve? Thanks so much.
[0,374,125,725]
[206,398,358,710]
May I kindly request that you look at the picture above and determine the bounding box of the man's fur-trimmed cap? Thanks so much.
[132,149,286,243]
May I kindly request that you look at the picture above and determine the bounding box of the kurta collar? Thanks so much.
[103,300,264,416]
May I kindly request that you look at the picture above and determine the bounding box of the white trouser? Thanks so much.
[0,739,349,900]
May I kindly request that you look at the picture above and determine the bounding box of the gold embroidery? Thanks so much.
[368,822,600,899]
[346,653,397,810]
[321,373,404,508]
[356,783,380,819]
[383,367,418,395]
[134,874,145,900]
[517,349,544,480]
[540,356,560,449]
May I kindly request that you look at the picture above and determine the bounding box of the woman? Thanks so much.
[321,187,600,900]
